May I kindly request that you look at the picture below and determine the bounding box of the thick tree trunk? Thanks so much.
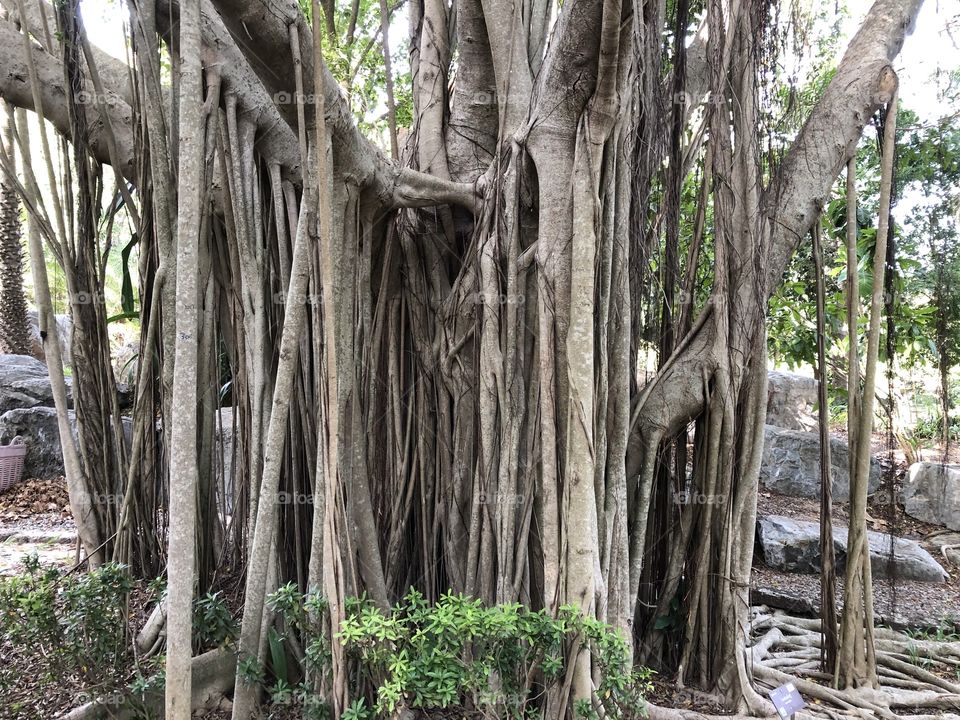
[165,0,206,713]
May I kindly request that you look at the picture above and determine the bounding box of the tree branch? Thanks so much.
[0,17,136,178]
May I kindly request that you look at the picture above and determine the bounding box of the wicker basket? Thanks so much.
[0,436,27,494]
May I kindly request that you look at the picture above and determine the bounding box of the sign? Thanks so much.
[769,682,806,719]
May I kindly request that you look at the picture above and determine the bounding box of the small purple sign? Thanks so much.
[769,682,806,719]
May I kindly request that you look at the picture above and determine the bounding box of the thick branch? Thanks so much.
[207,0,475,209]
[628,0,922,460]
[0,18,135,178]
[156,0,302,179]
[763,0,920,288]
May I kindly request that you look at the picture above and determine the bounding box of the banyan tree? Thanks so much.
[0,0,927,716]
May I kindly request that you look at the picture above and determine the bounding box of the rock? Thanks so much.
[936,533,960,566]
[904,463,960,531]
[766,371,817,432]
[26,309,73,366]
[756,515,824,573]
[756,514,948,583]
[760,424,880,501]
[214,407,236,512]
[113,340,139,385]
[0,354,73,415]
[750,581,956,632]
[0,353,131,413]
[0,406,132,479]
[116,382,134,409]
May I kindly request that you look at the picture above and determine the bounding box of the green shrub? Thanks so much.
[262,585,653,719]
[0,557,132,703]
[0,560,238,717]
[912,413,960,441]
[193,591,238,651]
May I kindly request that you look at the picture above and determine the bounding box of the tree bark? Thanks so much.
[165,0,206,713]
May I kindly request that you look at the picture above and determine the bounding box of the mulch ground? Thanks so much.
[0,476,77,576]
[0,476,73,528]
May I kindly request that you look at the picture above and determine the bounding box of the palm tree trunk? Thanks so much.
[0,103,30,355]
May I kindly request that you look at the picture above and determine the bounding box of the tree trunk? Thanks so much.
[813,219,838,673]
[0,104,29,355]
[165,0,206,713]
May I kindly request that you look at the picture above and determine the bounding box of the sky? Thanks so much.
[847,0,960,121]
[79,0,960,121]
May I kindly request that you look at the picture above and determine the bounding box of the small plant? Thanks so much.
[342,698,373,720]
[906,644,933,670]
[906,617,960,642]
[238,655,266,687]
[128,654,166,718]
[192,591,238,651]
[0,558,133,708]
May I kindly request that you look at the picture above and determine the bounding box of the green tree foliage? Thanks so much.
[769,73,960,379]
[300,0,413,145]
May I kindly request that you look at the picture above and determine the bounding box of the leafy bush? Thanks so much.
[261,586,653,719]
[0,560,239,717]
[0,558,132,703]
[911,413,960,441]
[193,591,238,651]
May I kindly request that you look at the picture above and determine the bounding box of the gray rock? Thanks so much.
[113,341,139,385]
[0,354,72,415]
[0,353,131,414]
[904,463,960,531]
[0,406,132,479]
[767,371,818,432]
[756,514,948,583]
[214,407,236,512]
[760,424,880,501]
[27,309,73,366]
[936,533,960,566]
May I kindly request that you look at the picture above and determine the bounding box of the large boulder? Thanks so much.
[904,463,960,531]
[0,354,72,415]
[756,514,948,583]
[766,371,818,432]
[0,353,131,415]
[27,309,73,366]
[0,406,132,480]
[760,424,880,501]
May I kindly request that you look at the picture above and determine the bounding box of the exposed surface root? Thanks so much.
[745,607,960,718]
[61,648,235,719]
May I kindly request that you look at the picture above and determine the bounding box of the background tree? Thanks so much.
[0,102,29,354]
